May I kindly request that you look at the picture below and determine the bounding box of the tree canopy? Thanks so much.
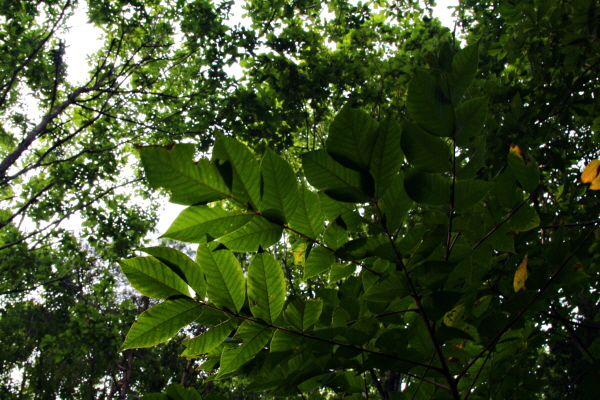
[1,0,600,399]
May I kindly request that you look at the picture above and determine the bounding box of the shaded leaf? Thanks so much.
[362,272,411,302]
[407,70,454,137]
[260,148,299,224]
[284,297,323,331]
[401,120,451,173]
[304,246,335,280]
[404,169,451,206]
[455,97,488,146]
[370,117,403,198]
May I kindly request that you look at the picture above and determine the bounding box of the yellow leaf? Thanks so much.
[590,174,600,190]
[292,240,308,266]
[581,159,600,183]
[443,303,465,327]
[513,254,528,292]
[509,144,525,160]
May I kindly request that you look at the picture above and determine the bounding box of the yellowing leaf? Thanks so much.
[443,303,465,327]
[509,144,525,160]
[292,240,308,266]
[513,254,528,292]
[590,175,600,190]
[581,160,600,184]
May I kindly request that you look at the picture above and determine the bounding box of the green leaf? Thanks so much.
[121,298,203,350]
[449,42,480,105]
[370,117,404,199]
[197,245,245,313]
[182,318,238,358]
[454,179,494,214]
[248,253,286,324]
[284,297,323,331]
[326,104,380,171]
[330,262,357,282]
[138,144,230,205]
[119,257,190,299]
[218,320,273,377]
[401,120,452,173]
[140,246,207,300]
[455,97,488,146]
[509,204,540,232]
[345,317,379,346]
[219,216,283,252]
[162,206,253,243]
[407,70,454,137]
[260,148,299,224]
[508,151,540,193]
[288,185,325,239]
[323,220,348,250]
[212,134,261,209]
[302,149,371,203]
[304,246,335,280]
[165,384,203,400]
[362,271,411,302]
[404,169,451,206]
[379,173,413,232]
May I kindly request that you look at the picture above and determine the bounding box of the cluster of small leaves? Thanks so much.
[120,41,600,399]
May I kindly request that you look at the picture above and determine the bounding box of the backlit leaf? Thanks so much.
[260,148,299,224]
[581,159,600,184]
[370,117,403,198]
[197,244,245,313]
[288,185,325,239]
[182,318,238,358]
[284,297,323,331]
[304,246,335,280]
[219,216,283,252]
[248,253,286,324]
[407,70,454,137]
[119,257,190,299]
[218,320,273,377]
[514,254,529,292]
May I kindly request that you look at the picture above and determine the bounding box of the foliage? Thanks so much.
[120,38,600,399]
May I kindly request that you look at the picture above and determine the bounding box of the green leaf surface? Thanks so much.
[302,149,371,203]
[407,70,454,137]
[455,96,488,146]
[326,104,379,171]
[119,257,190,299]
[140,246,207,299]
[379,173,413,233]
[362,271,411,302]
[323,220,348,250]
[219,216,283,252]
[197,245,245,313]
[212,135,261,209]
[401,120,451,173]
[138,144,230,205]
[284,297,323,331]
[509,204,540,232]
[304,246,335,280]
[449,42,480,105]
[218,320,273,377]
[182,318,238,358]
[248,253,286,324]
[165,384,203,400]
[370,117,403,199]
[404,169,451,206]
[260,148,299,224]
[162,206,253,243]
[121,298,203,350]
[454,179,494,214]
[288,185,325,239]
[508,152,540,193]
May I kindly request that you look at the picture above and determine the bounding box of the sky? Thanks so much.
[58,1,460,238]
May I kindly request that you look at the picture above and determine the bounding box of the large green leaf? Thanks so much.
[404,169,451,206]
[370,117,403,199]
[455,97,488,146]
[284,297,323,332]
[454,179,494,214]
[449,42,480,105]
[407,70,454,137]
[302,149,371,203]
[508,151,540,193]
[162,206,253,243]
[217,320,273,377]
[219,216,283,252]
[259,148,299,224]
[248,253,286,324]
[378,173,413,233]
[509,204,540,232]
[140,246,207,299]
[323,220,348,250]
[212,134,261,209]
[165,384,203,400]
[138,144,230,205]
[304,246,335,280]
[121,298,203,350]
[181,318,238,358]
[119,257,190,299]
[288,185,325,239]
[401,120,451,173]
[326,104,379,171]
[362,271,411,302]
[196,245,245,313]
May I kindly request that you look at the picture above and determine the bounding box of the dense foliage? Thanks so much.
[1,0,600,398]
